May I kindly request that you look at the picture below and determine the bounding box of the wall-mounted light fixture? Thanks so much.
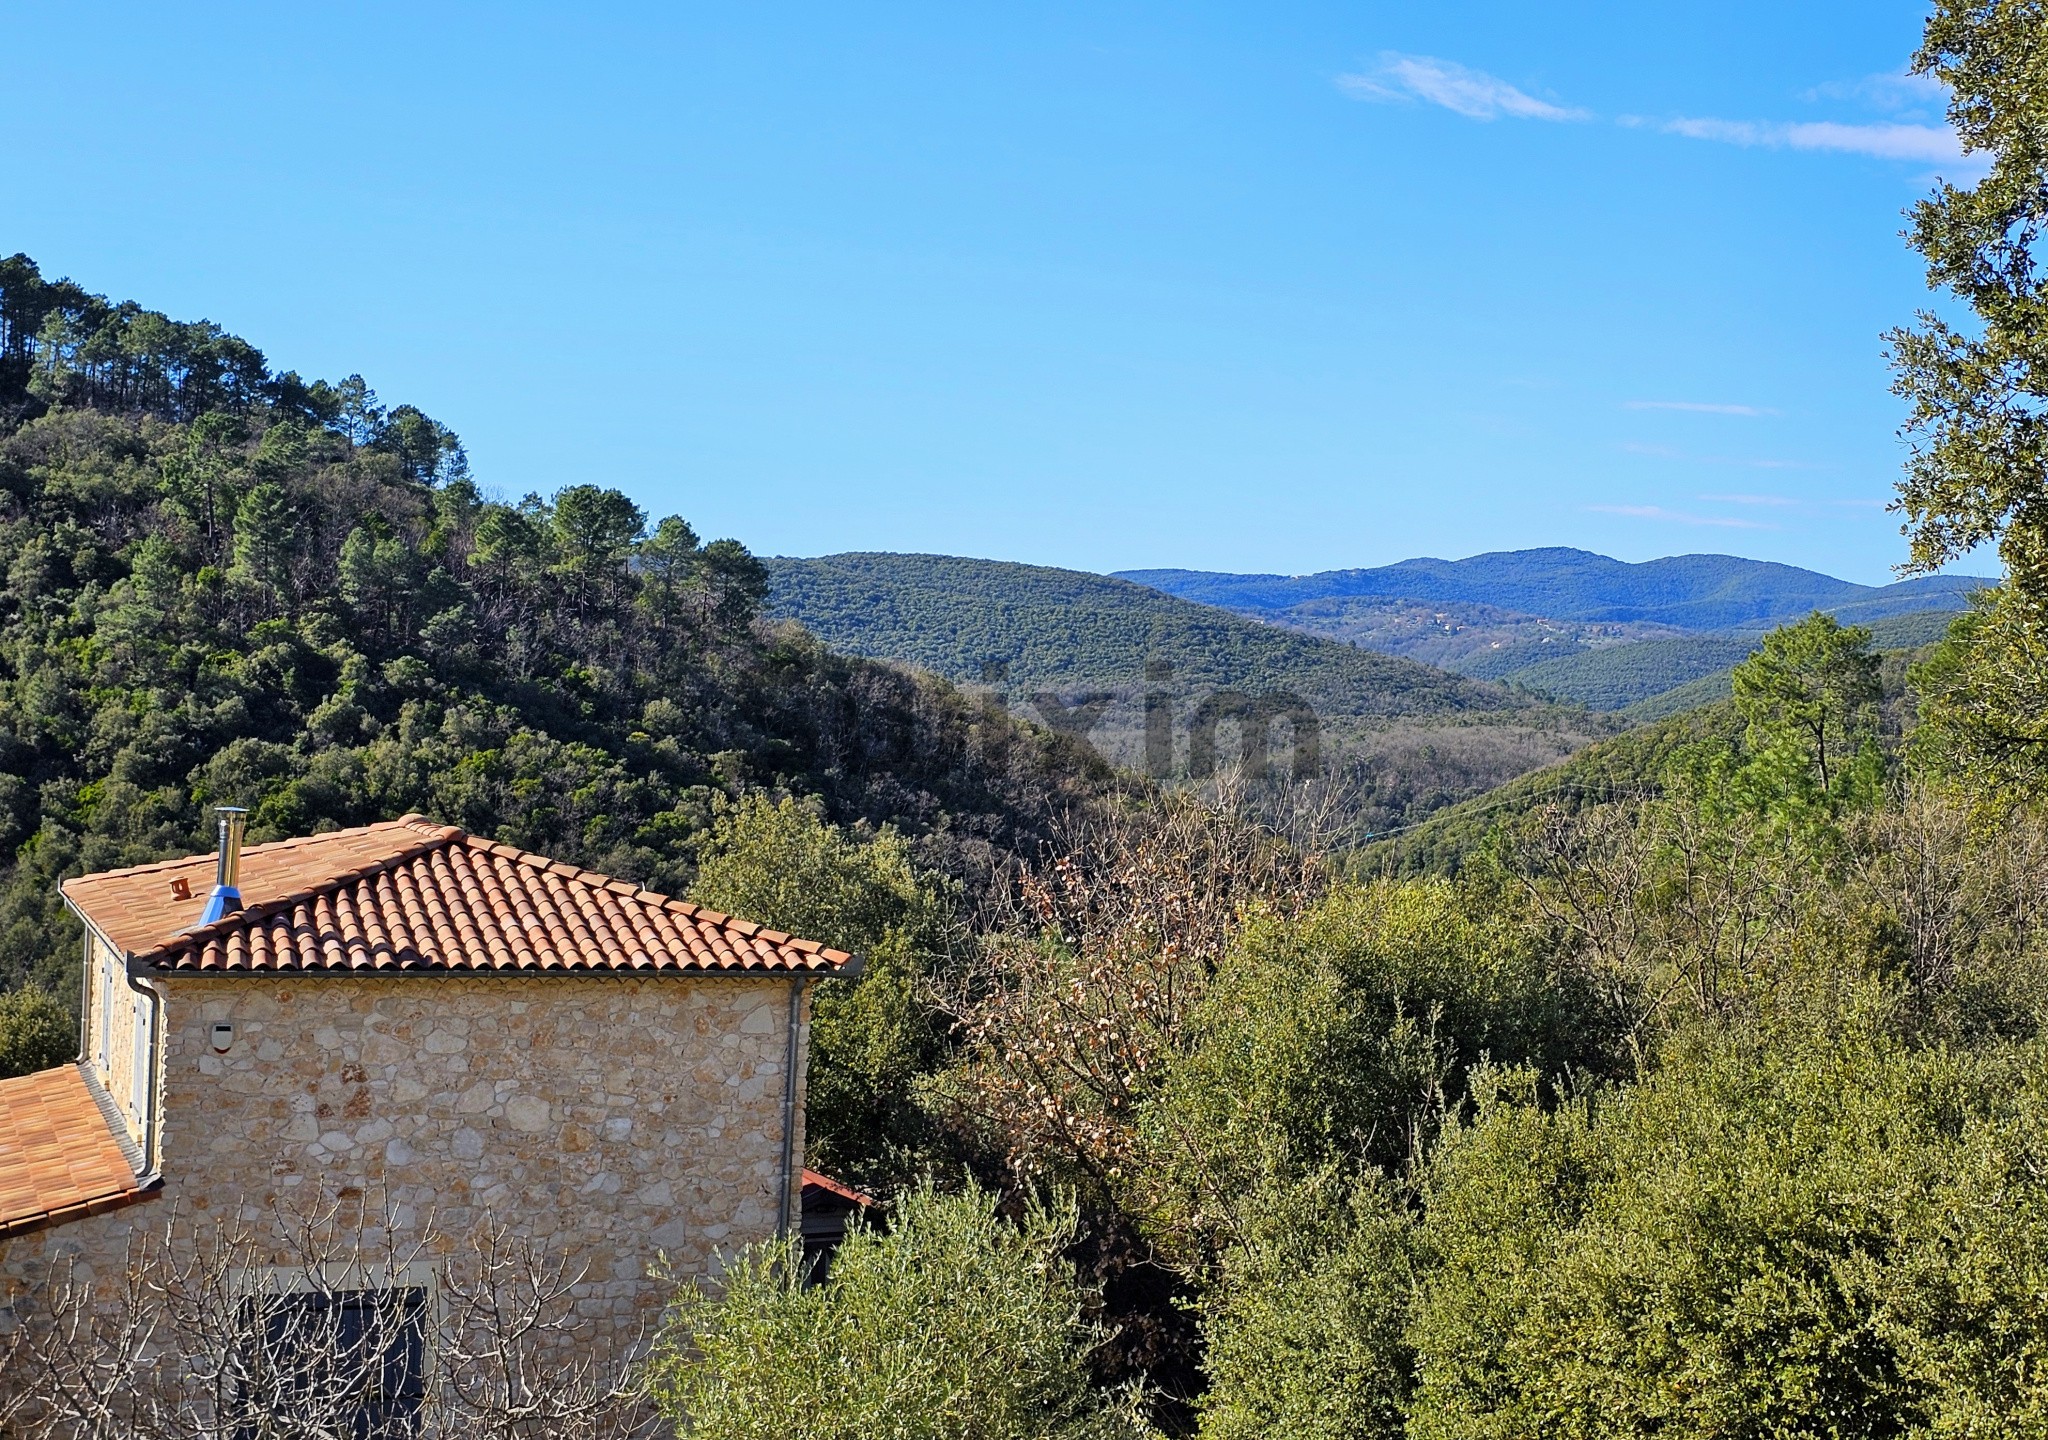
[211,1023,234,1053]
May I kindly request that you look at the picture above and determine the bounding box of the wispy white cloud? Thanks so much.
[1803,69,1946,115]
[1626,400,1777,417]
[1630,114,1968,166]
[1338,53,1588,122]
[1586,504,1775,530]
[1341,53,1973,172]
[1701,492,1799,507]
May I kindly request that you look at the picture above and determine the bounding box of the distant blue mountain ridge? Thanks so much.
[1115,548,1994,633]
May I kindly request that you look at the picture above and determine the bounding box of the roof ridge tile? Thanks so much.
[126,827,465,964]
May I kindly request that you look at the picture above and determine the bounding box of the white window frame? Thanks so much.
[130,994,152,1124]
[96,952,114,1074]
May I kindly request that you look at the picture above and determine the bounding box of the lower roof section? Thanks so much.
[0,1064,153,1241]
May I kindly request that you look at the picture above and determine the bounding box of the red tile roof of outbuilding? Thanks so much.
[62,816,856,978]
[801,1168,874,1207]
[0,1065,151,1239]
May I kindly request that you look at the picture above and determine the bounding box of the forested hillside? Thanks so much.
[1359,701,1745,875]
[766,552,1508,717]
[1504,633,1764,711]
[1119,551,1988,717]
[1241,595,1682,679]
[1366,616,1937,875]
[1502,607,1964,714]
[0,255,1107,998]
[767,551,1619,836]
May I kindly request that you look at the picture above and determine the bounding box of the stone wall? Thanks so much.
[1,971,814,1360]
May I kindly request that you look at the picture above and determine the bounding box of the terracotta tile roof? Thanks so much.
[801,1168,874,1207]
[62,816,858,978]
[0,1065,152,1239]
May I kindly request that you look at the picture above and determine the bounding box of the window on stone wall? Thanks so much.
[234,1285,427,1440]
[96,952,113,1074]
[130,995,150,1124]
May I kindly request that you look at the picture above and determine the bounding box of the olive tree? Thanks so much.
[648,1183,1154,1440]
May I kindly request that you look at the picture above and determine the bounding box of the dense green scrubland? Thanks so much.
[650,6,2048,1436]
[678,604,2048,1439]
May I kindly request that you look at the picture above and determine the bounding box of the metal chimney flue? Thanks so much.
[199,806,248,926]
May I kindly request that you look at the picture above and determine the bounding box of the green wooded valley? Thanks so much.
[8,6,2048,1435]
[767,550,1617,839]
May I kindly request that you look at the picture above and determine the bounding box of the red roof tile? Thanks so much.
[62,816,857,978]
[801,1168,874,1207]
[0,1065,151,1239]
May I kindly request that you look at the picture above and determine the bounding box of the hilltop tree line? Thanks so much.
[0,253,1105,1020]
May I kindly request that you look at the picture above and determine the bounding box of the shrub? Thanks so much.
[1407,1017,2048,1439]
[688,794,958,1187]
[0,985,74,1079]
[648,1183,1155,1440]
[1136,877,1609,1255]
[1196,1171,1419,1440]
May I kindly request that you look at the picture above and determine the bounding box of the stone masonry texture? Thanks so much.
[0,970,813,1360]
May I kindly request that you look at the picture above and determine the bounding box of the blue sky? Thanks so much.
[4,2,1983,585]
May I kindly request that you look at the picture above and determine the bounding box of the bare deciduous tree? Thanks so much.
[939,783,1324,1196]
[0,1194,650,1440]
[1850,785,2048,995]
[1502,790,1823,1065]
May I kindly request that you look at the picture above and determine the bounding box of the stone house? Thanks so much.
[0,809,858,1381]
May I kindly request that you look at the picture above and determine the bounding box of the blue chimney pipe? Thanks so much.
[198,807,248,926]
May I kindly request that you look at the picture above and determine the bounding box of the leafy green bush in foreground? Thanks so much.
[650,1183,1154,1440]
[1408,1015,2048,1439]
